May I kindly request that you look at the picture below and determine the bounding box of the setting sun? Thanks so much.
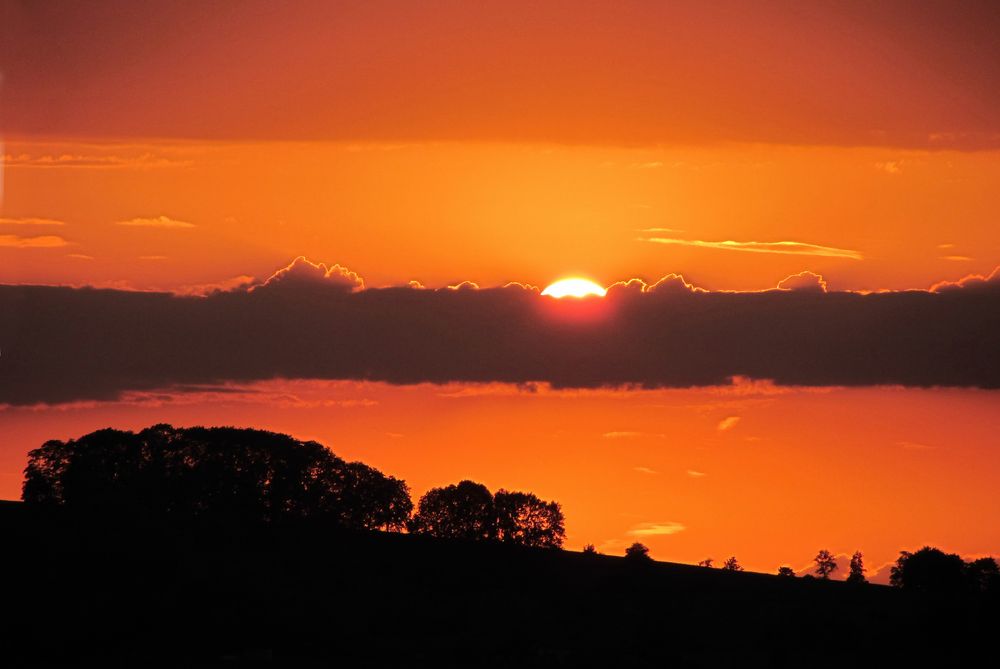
[541,278,607,299]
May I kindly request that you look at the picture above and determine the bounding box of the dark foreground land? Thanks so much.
[0,500,995,668]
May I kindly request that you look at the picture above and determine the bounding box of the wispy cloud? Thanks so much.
[0,234,69,248]
[717,416,741,431]
[637,227,685,234]
[686,470,707,478]
[602,431,664,439]
[875,160,902,174]
[897,440,935,451]
[942,255,972,262]
[67,253,94,260]
[117,216,195,229]
[0,217,64,226]
[4,152,192,170]
[627,521,686,536]
[139,255,168,261]
[633,466,658,475]
[639,236,862,260]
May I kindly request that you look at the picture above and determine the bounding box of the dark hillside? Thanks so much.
[0,501,994,667]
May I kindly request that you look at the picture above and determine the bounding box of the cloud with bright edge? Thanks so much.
[258,255,364,291]
[777,271,827,292]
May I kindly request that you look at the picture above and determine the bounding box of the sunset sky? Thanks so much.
[2,1,998,578]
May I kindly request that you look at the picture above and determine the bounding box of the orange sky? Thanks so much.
[1,0,998,577]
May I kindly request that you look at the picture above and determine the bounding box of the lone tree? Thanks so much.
[625,542,652,561]
[814,550,838,580]
[22,424,412,529]
[408,480,497,540]
[494,489,565,548]
[722,556,742,571]
[846,551,867,584]
[698,558,714,568]
[777,566,796,578]
[582,544,599,555]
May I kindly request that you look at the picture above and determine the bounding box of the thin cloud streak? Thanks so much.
[639,237,863,260]
[0,234,69,248]
[0,217,64,226]
[116,216,195,229]
[627,522,686,536]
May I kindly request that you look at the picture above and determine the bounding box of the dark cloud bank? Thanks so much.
[1,260,998,406]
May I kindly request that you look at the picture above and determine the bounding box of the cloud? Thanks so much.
[626,522,686,537]
[875,160,902,174]
[258,256,364,292]
[686,470,707,478]
[941,255,972,262]
[777,271,827,292]
[3,152,191,169]
[0,234,69,248]
[633,466,658,475]
[602,431,663,440]
[929,266,1000,293]
[116,215,195,229]
[67,253,94,260]
[639,236,863,260]
[0,217,64,226]
[1,257,998,405]
[717,416,741,431]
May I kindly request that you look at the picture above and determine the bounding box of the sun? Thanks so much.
[541,277,607,298]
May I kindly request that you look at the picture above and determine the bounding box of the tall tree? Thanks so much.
[846,551,867,584]
[814,549,838,580]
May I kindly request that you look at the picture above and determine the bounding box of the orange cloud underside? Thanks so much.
[3,381,997,573]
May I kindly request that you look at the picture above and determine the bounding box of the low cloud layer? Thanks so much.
[0,260,998,405]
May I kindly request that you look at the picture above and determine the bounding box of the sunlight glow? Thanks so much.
[541,277,607,298]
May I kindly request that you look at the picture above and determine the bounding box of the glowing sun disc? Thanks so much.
[541,277,607,298]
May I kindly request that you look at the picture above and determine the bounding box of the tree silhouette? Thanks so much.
[698,558,714,568]
[625,542,651,560]
[582,543,599,555]
[966,557,1000,593]
[814,549,838,580]
[846,551,867,584]
[22,424,410,529]
[777,566,796,577]
[494,489,565,548]
[722,556,742,571]
[890,546,966,592]
[407,480,497,540]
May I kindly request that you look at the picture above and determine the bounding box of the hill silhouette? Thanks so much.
[3,425,998,665]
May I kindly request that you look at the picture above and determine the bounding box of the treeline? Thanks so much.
[23,424,565,548]
[21,424,998,596]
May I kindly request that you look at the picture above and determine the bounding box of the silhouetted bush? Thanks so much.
[777,566,796,577]
[22,424,412,529]
[625,542,651,560]
[722,556,742,571]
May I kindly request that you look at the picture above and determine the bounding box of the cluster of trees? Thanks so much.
[22,425,565,548]
[408,480,565,548]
